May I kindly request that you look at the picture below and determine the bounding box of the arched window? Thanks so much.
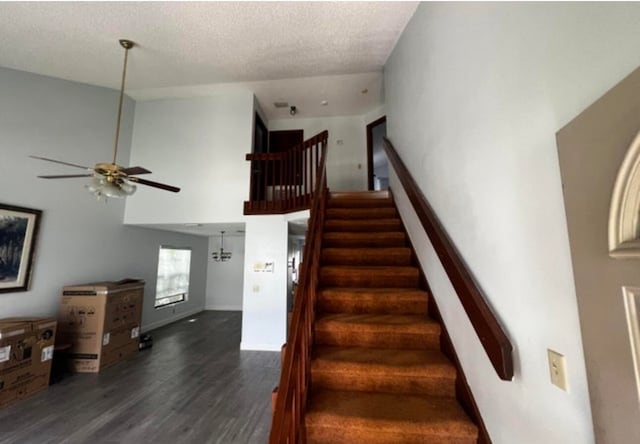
[609,131,640,258]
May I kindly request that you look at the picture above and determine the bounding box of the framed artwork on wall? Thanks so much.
[0,203,42,293]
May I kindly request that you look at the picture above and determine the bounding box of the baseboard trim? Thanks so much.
[240,342,282,352]
[205,305,243,311]
[142,307,204,333]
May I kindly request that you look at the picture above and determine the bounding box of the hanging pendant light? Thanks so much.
[212,231,232,262]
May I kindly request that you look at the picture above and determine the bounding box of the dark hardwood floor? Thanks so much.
[0,311,280,444]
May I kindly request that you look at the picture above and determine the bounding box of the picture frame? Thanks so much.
[0,203,42,293]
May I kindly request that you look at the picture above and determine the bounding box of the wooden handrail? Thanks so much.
[383,137,514,381]
[245,131,328,215]
[269,135,328,443]
[246,152,287,161]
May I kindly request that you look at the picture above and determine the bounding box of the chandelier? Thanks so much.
[212,231,232,262]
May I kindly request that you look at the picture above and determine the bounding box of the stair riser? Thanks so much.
[324,219,403,232]
[323,236,406,248]
[326,208,398,219]
[327,200,395,209]
[318,295,427,315]
[311,371,455,397]
[314,328,439,350]
[306,427,476,444]
[320,269,419,288]
[321,249,412,266]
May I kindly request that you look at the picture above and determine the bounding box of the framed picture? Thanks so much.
[0,203,42,293]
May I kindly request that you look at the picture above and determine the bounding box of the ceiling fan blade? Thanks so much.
[129,177,180,193]
[121,166,152,175]
[38,174,94,179]
[30,155,93,171]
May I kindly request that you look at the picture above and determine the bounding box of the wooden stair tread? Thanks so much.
[312,346,456,378]
[306,390,478,442]
[329,191,390,200]
[311,346,456,396]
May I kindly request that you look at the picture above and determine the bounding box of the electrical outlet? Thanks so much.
[253,285,260,293]
[548,349,569,392]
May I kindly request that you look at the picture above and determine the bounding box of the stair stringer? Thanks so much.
[398,195,492,444]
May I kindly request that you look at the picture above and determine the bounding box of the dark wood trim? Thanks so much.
[384,137,514,381]
[366,116,386,191]
[254,112,268,154]
[390,194,491,444]
[432,297,492,444]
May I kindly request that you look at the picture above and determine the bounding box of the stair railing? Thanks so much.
[245,131,328,215]
[269,135,328,443]
[383,137,514,381]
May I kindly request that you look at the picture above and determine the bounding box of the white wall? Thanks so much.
[241,210,308,351]
[364,105,385,126]
[385,3,640,443]
[124,91,254,225]
[269,116,367,191]
[240,215,288,351]
[206,233,245,311]
[0,67,208,331]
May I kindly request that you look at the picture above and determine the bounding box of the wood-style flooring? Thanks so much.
[0,311,280,444]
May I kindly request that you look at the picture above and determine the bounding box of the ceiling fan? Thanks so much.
[31,39,180,199]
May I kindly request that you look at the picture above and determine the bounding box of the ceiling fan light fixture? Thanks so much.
[86,175,136,200]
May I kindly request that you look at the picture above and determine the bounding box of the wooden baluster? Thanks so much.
[294,147,297,207]
[312,143,316,198]
[262,157,267,211]
[302,145,306,204]
[278,155,283,211]
[284,153,288,211]
[249,159,255,205]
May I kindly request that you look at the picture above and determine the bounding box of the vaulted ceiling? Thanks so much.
[0,2,418,118]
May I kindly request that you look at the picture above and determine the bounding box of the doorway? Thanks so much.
[268,129,304,187]
[366,116,388,190]
[269,129,304,154]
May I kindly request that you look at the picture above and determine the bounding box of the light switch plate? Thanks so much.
[548,349,569,392]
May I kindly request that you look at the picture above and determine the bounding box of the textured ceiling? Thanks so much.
[131,71,384,120]
[0,2,418,91]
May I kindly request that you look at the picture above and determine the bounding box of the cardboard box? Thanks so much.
[0,317,57,408]
[57,279,144,373]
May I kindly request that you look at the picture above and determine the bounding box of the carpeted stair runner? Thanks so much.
[306,190,478,443]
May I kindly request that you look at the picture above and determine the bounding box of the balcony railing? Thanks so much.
[244,130,329,215]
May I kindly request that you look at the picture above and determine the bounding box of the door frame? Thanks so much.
[366,116,387,190]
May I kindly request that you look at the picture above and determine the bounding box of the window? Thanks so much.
[155,246,191,308]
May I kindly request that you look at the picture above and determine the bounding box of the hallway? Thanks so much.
[0,312,279,444]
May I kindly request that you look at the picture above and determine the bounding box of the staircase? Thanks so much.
[305,191,479,444]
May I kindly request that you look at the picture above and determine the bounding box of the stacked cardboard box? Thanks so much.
[0,317,57,408]
[57,279,144,373]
